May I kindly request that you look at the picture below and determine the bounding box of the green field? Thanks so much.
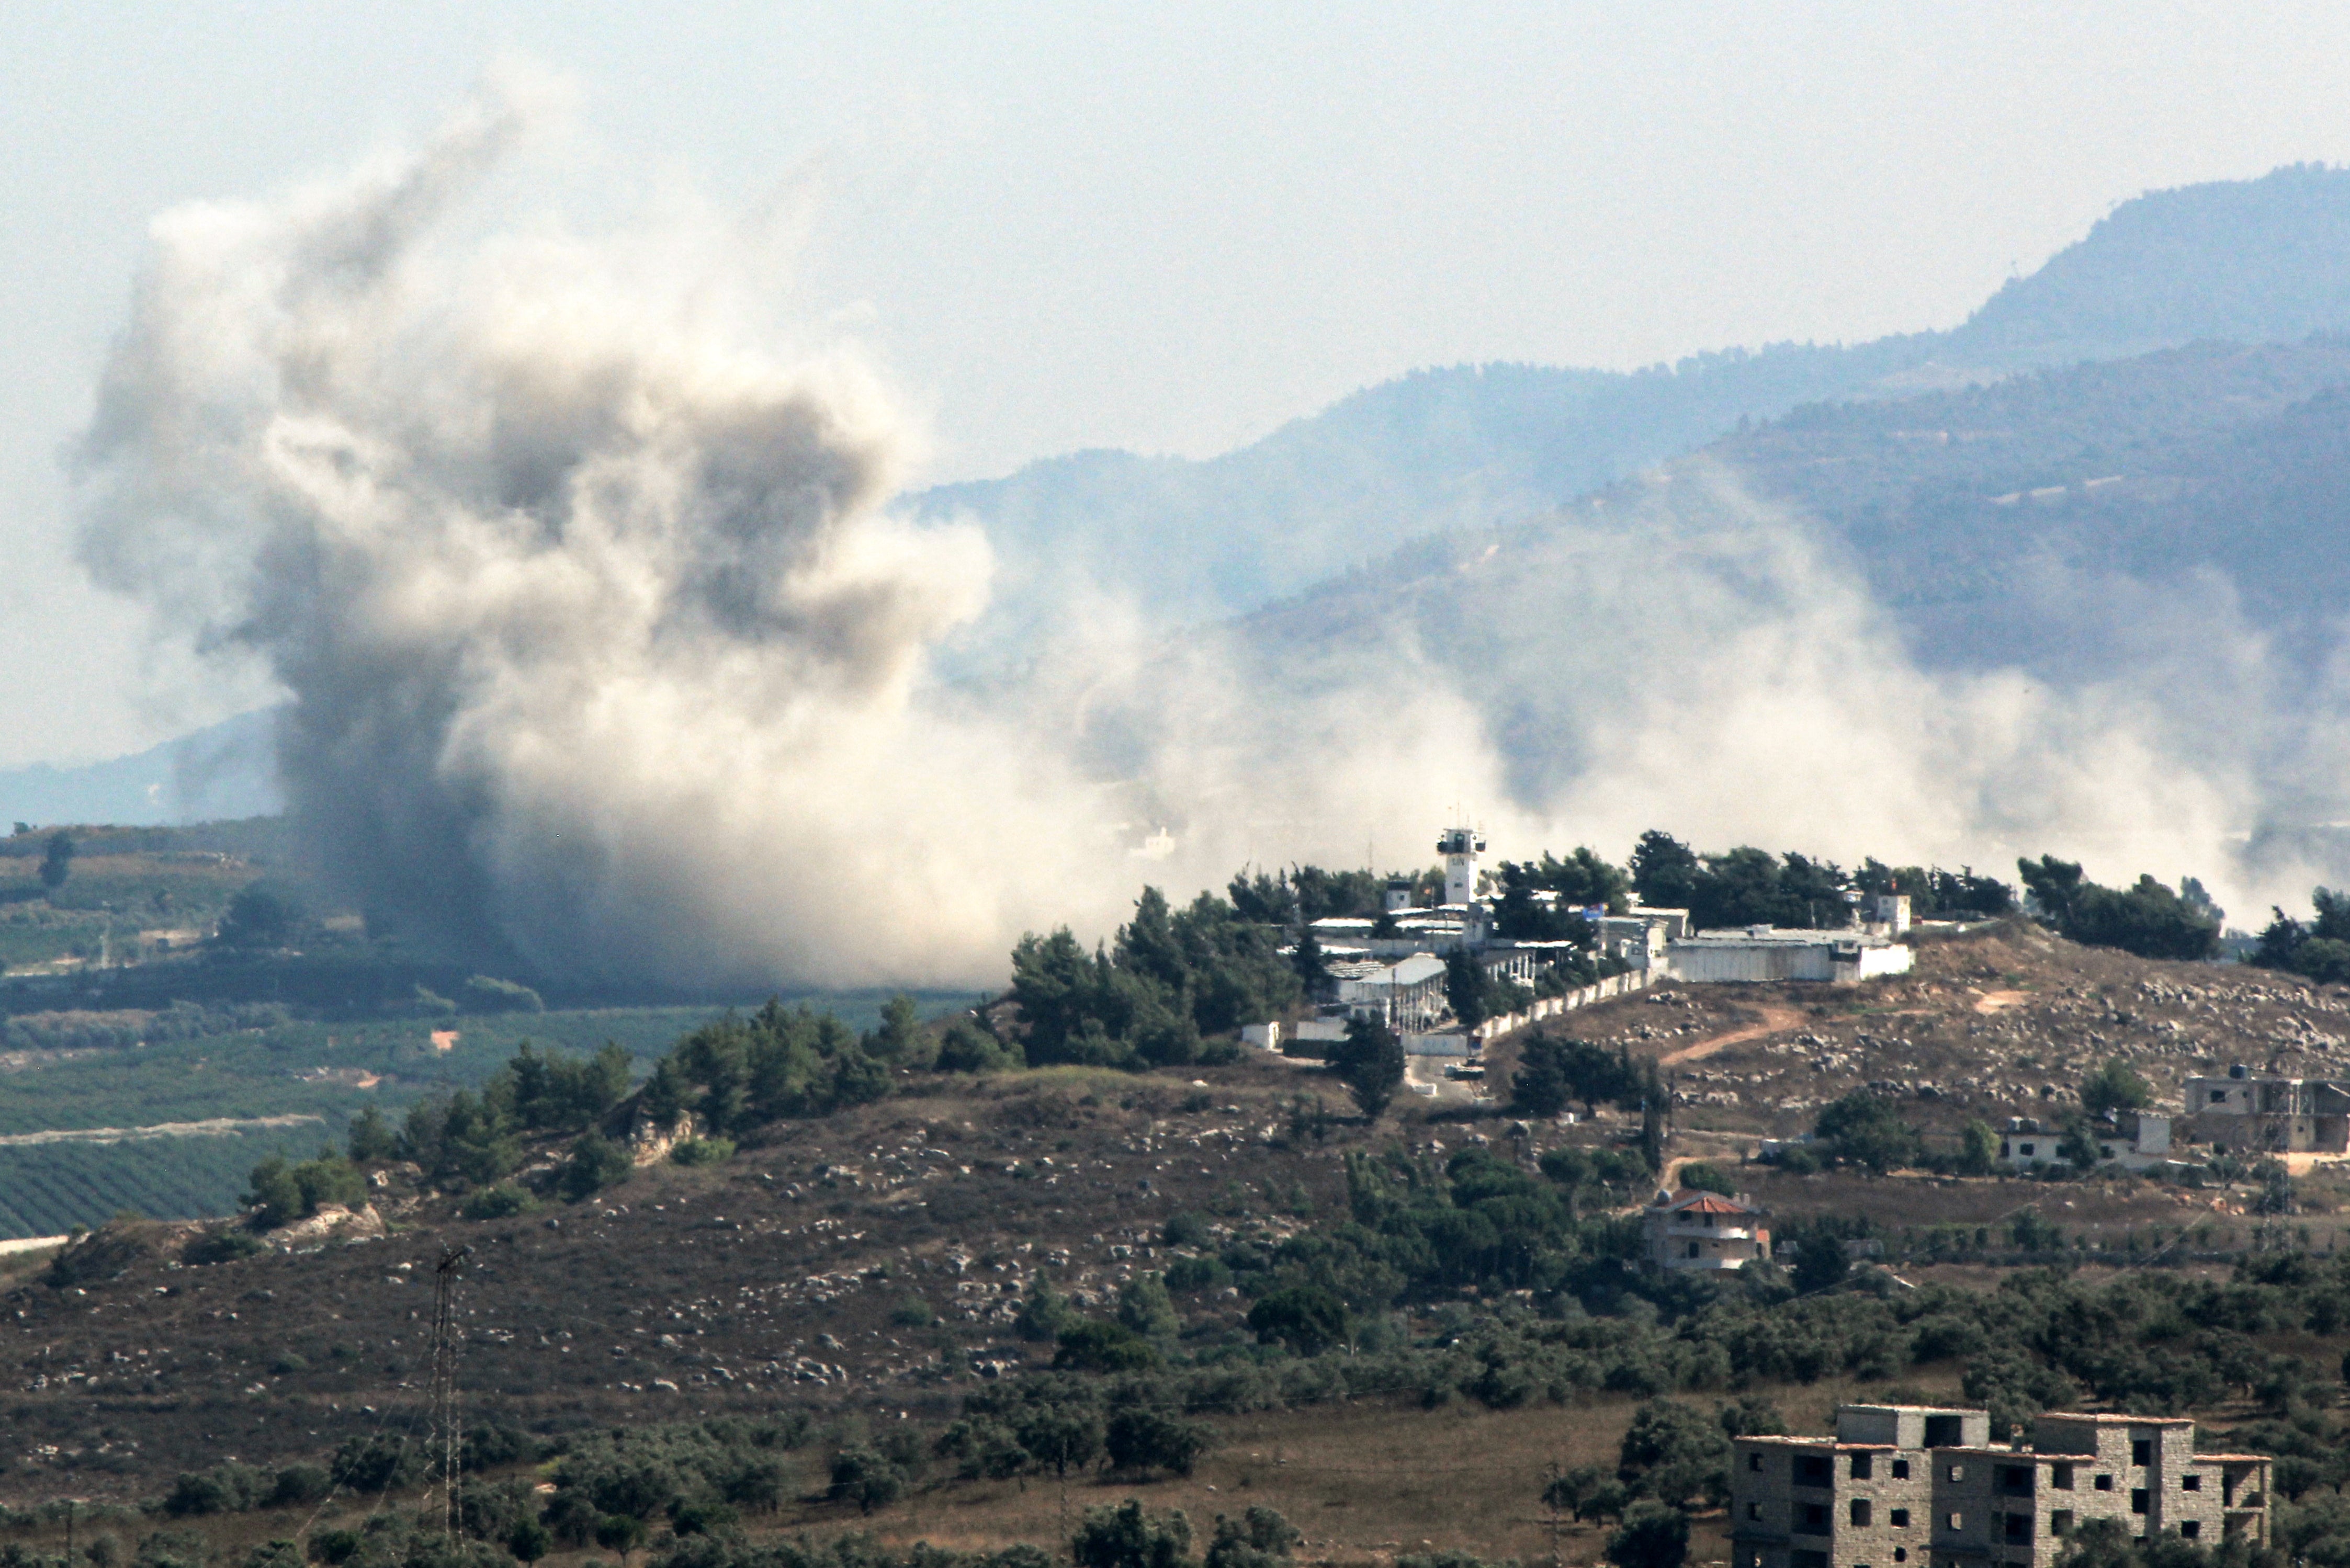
[0,824,984,1236]
[0,990,971,1237]
[0,1131,326,1236]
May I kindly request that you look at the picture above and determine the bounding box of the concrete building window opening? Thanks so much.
[2182,1475,2201,1491]
[1852,1452,1874,1480]
[1948,1514,1964,1531]
[1749,1453,1764,1472]
[1803,1505,1831,1533]
[2132,1440,2152,1467]
[2131,1490,2149,1515]
[1794,1553,1828,1568]
[2094,1475,2113,1491]
[2183,1522,2201,1539]
[2051,1464,2074,1490]
[1890,1510,1910,1529]
[1892,1551,1906,1563]
[2003,1514,2032,1543]
[1998,1466,2033,1496]
[1747,1504,1761,1521]
[1892,1460,1911,1480]
[1852,1501,1873,1528]
[1947,1465,1965,1483]
[2051,1512,2074,1537]
[1800,1456,1833,1485]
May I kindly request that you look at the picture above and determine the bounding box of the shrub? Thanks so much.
[1117,1273,1181,1339]
[1074,1501,1193,1568]
[1016,1275,1078,1342]
[461,1423,540,1473]
[461,1185,535,1221]
[666,1500,737,1538]
[1106,1409,1213,1478]
[243,1154,367,1229]
[267,1465,332,1508]
[1716,1395,1786,1439]
[506,1520,552,1565]
[1618,1399,1729,1507]
[134,1533,210,1568]
[346,1106,400,1163]
[936,1019,1021,1073]
[1165,1255,1232,1293]
[214,882,299,947]
[1607,1501,1690,1568]
[185,1230,264,1267]
[670,1138,736,1168]
[1333,1017,1405,1118]
[330,1434,423,1494]
[827,1447,907,1514]
[1205,1507,1300,1568]
[2018,857,2219,961]
[2080,1059,2153,1117]
[562,1134,636,1201]
[164,1464,265,1517]
[1247,1286,1348,1354]
[1546,1464,1628,1526]
[1162,1212,1212,1248]
[1676,1163,1734,1196]
[593,1517,646,1560]
[1812,1092,1920,1172]
[1958,1119,1997,1176]
[1055,1320,1160,1373]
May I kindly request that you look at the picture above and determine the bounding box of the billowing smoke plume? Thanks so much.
[74,77,1137,987]
[76,79,2342,990]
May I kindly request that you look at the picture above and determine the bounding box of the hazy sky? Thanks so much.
[10,1,2350,768]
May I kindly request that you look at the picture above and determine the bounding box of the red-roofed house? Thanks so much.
[1644,1186,1772,1271]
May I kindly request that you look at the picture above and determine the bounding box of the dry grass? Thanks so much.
[0,1371,1973,1568]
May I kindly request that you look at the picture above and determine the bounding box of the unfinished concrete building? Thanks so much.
[2178,1064,2350,1154]
[1730,1405,2269,1568]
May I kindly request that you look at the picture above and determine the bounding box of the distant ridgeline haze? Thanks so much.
[915,164,2350,665]
[21,163,2350,900]
[0,709,279,829]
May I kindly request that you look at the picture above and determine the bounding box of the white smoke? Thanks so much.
[75,76,1138,987]
[76,79,2339,991]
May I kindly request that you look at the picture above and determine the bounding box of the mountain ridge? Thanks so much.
[916,163,2350,666]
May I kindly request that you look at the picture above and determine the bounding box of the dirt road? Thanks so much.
[1657,1004,1806,1065]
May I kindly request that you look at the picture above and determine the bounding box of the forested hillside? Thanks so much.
[1712,335,2350,677]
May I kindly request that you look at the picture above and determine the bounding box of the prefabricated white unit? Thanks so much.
[1336,953,1450,1030]
[1666,926,1913,984]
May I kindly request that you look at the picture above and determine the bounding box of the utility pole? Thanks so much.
[1545,1461,1562,1567]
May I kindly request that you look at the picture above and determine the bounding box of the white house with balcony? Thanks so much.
[1643,1187,1773,1270]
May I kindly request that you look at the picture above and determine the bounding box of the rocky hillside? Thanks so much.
[7,924,2349,1515]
